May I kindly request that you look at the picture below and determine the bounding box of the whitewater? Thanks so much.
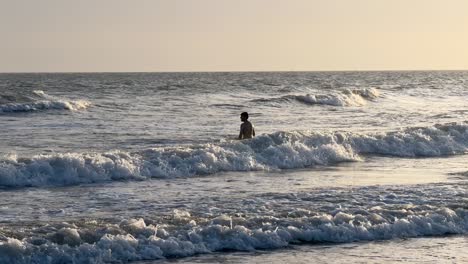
[1,71,468,263]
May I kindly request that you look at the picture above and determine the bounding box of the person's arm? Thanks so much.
[238,124,243,139]
[253,126,255,137]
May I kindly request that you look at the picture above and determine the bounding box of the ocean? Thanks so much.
[0,71,468,263]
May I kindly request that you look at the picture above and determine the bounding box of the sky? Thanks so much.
[0,0,467,72]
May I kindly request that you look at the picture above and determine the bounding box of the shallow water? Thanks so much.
[158,236,468,263]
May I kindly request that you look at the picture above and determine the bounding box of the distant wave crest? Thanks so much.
[0,90,91,113]
[1,122,468,188]
[254,88,380,107]
[294,87,380,106]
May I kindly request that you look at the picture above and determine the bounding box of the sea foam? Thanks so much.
[1,122,468,188]
[254,88,380,107]
[293,87,380,106]
[0,206,467,263]
[0,90,90,113]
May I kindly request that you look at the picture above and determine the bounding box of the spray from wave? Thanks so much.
[1,122,468,188]
[0,90,91,113]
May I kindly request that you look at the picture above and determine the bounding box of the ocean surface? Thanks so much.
[1,71,468,263]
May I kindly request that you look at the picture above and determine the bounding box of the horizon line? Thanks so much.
[1,69,468,74]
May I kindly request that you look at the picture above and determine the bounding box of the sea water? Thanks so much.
[0,71,467,263]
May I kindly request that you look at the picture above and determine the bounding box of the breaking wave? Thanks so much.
[253,88,380,107]
[0,205,467,263]
[0,90,90,113]
[1,122,468,188]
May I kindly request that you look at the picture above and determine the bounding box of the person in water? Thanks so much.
[238,112,255,139]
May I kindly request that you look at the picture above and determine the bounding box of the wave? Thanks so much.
[253,88,380,107]
[0,206,467,263]
[0,100,91,113]
[448,171,468,177]
[0,90,91,113]
[1,122,468,188]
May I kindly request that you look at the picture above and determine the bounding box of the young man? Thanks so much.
[238,112,255,139]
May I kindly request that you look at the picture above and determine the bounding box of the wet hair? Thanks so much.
[241,112,249,119]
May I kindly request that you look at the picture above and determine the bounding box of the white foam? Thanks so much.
[0,134,358,187]
[0,100,91,113]
[1,122,468,188]
[251,88,379,107]
[32,90,47,97]
[0,90,91,113]
[293,88,380,106]
[0,206,467,263]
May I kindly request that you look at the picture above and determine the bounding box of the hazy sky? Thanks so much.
[1,0,467,72]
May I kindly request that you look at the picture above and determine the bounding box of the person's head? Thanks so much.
[240,112,249,121]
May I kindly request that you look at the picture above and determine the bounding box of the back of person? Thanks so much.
[239,112,255,139]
